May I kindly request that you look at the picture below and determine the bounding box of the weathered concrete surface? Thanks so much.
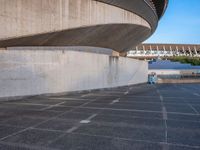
[0,0,152,52]
[0,24,151,52]
[0,48,148,98]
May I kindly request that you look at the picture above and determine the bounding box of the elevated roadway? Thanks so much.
[0,0,168,52]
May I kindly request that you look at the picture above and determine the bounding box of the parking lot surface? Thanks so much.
[0,83,200,150]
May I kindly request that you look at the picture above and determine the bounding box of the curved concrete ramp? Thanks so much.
[0,0,168,52]
[0,24,150,52]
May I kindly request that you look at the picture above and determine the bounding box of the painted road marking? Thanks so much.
[193,93,200,96]
[188,103,199,114]
[162,107,168,120]
[80,114,97,124]
[67,126,80,133]
[80,120,91,124]
[124,91,129,95]
[110,98,120,105]
[40,101,66,111]
[160,95,164,102]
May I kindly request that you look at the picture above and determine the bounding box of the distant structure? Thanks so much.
[128,44,200,59]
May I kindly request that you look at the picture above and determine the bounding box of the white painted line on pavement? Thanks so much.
[188,103,199,114]
[67,126,80,133]
[124,91,129,95]
[110,98,120,105]
[49,97,88,100]
[193,93,200,96]
[87,114,98,120]
[162,106,168,120]
[80,120,91,124]
[160,95,164,102]
[80,114,97,124]
[40,101,66,111]
[81,94,91,98]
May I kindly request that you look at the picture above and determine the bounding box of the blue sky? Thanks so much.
[145,0,200,44]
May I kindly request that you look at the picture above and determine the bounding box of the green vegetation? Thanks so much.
[168,56,200,66]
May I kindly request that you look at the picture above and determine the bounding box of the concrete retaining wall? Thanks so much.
[0,48,148,98]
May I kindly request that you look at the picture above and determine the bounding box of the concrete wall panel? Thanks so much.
[0,48,148,98]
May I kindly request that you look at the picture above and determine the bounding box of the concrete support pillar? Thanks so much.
[139,46,144,55]
[157,46,159,56]
[182,46,186,56]
[170,46,173,56]
[143,45,146,55]
[194,46,198,56]
[150,45,153,56]
[136,46,138,55]
[188,46,192,57]
[163,46,166,56]
[176,46,179,56]
[198,47,200,56]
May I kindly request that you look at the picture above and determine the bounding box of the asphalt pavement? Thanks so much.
[0,83,200,150]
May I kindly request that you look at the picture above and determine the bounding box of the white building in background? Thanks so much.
[128,44,200,59]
